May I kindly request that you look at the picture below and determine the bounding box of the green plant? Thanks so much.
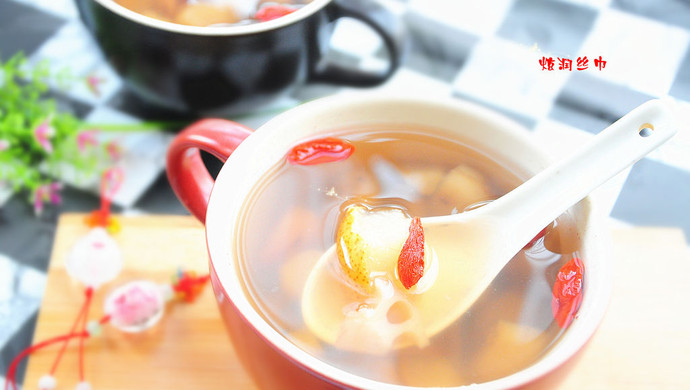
[0,53,111,214]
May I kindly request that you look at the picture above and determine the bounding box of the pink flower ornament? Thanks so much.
[104,281,166,332]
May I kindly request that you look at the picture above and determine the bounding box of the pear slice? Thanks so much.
[335,205,409,293]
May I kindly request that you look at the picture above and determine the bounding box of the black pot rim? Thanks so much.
[88,0,331,36]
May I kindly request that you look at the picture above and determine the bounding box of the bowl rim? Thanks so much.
[87,0,331,36]
[205,93,613,389]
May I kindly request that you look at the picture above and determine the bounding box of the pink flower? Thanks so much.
[77,129,99,152]
[34,120,55,153]
[0,139,9,151]
[86,74,105,96]
[106,141,123,161]
[33,186,46,216]
[48,182,63,204]
[33,182,63,215]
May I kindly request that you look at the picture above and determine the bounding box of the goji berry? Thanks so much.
[287,137,354,166]
[551,257,584,328]
[255,5,297,22]
[397,217,425,289]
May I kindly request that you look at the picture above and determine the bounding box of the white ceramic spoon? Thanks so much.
[302,99,678,351]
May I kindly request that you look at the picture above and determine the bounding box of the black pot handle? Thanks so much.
[309,0,406,86]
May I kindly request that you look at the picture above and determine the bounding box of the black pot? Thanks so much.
[74,0,405,115]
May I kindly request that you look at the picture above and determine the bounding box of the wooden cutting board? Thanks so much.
[22,214,690,389]
[23,214,257,390]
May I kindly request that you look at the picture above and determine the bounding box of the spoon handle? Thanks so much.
[487,99,678,260]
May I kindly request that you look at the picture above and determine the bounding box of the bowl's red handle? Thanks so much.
[166,119,253,223]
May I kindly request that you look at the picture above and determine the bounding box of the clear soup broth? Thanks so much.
[237,127,584,387]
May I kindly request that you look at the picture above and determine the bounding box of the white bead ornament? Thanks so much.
[38,374,57,390]
[76,381,93,390]
[86,320,103,337]
[65,227,122,289]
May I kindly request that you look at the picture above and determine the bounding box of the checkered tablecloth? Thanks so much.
[2,0,689,386]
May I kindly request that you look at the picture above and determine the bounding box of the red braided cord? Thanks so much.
[49,287,93,375]
[78,289,94,381]
[4,331,89,390]
[3,288,94,390]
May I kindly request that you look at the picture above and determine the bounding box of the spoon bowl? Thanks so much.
[303,99,678,351]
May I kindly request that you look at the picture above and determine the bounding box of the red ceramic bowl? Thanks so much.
[166,94,613,389]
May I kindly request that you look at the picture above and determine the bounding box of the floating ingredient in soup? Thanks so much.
[254,4,298,21]
[401,167,445,196]
[280,249,321,299]
[112,0,313,27]
[397,217,425,290]
[287,137,355,166]
[551,256,584,328]
[174,3,239,27]
[472,320,550,381]
[436,164,492,212]
[239,129,586,386]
